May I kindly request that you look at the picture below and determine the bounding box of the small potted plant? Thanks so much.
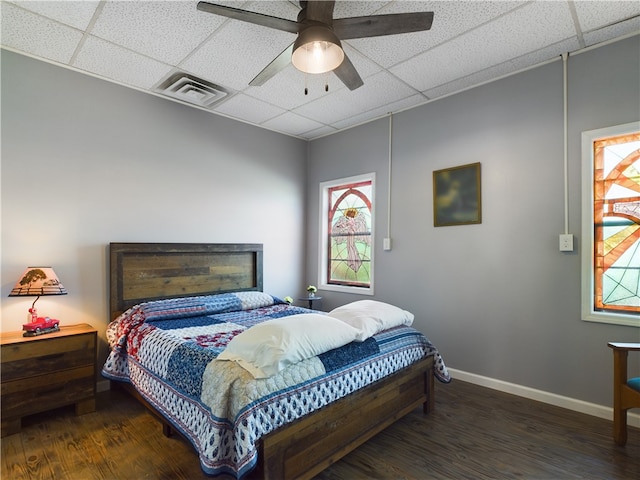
[306,285,317,297]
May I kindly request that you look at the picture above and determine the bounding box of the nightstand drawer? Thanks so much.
[1,333,94,362]
[1,368,95,418]
[1,340,94,381]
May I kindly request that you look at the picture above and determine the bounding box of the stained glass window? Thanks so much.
[593,132,640,314]
[582,123,640,326]
[319,173,375,294]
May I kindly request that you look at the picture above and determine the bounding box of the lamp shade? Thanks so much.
[9,267,67,297]
[291,26,344,74]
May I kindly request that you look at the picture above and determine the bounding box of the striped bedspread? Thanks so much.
[102,292,450,478]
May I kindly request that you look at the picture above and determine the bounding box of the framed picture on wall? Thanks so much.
[433,162,481,227]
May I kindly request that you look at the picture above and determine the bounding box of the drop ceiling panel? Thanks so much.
[73,36,173,90]
[1,2,84,63]
[241,0,299,19]
[261,111,326,136]
[293,70,420,125]
[8,0,100,30]
[422,36,580,100]
[332,1,388,18]
[349,1,527,68]
[391,1,577,92]
[302,124,339,139]
[583,17,640,45]
[573,1,640,31]
[246,64,344,109]
[182,21,295,91]
[332,93,427,131]
[1,0,638,141]
[334,43,384,81]
[214,92,285,124]
[90,1,220,65]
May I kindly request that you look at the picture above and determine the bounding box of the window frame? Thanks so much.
[581,121,640,327]
[318,172,375,296]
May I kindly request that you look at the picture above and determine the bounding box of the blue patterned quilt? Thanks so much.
[102,292,450,478]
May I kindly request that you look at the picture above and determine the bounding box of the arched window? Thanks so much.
[319,173,375,294]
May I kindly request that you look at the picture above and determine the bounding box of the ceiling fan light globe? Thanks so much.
[292,26,344,74]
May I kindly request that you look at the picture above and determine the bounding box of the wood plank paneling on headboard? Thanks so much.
[109,243,263,319]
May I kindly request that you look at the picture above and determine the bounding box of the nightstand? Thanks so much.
[1,323,97,437]
[299,295,322,309]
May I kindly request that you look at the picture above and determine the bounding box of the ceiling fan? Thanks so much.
[197,1,434,91]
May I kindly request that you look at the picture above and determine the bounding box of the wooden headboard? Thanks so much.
[109,243,263,319]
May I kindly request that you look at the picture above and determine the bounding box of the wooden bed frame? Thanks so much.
[109,242,435,480]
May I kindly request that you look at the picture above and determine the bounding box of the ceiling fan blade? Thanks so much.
[197,2,299,34]
[249,43,294,86]
[333,12,434,40]
[304,0,336,24]
[333,53,363,91]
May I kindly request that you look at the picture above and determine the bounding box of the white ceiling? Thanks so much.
[2,1,639,140]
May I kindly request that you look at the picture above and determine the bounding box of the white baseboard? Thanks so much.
[447,368,640,428]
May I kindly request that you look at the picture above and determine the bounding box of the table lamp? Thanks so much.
[9,266,67,325]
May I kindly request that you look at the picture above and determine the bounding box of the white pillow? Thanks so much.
[216,313,359,378]
[327,300,414,341]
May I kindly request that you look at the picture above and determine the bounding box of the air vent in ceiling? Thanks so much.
[155,72,231,109]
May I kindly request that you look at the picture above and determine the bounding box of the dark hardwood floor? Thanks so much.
[2,379,638,479]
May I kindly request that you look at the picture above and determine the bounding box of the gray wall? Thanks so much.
[1,50,307,365]
[306,36,640,407]
[2,36,638,409]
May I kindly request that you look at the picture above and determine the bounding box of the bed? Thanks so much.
[102,242,450,479]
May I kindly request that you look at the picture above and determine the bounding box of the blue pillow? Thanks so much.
[628,377,640,392]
